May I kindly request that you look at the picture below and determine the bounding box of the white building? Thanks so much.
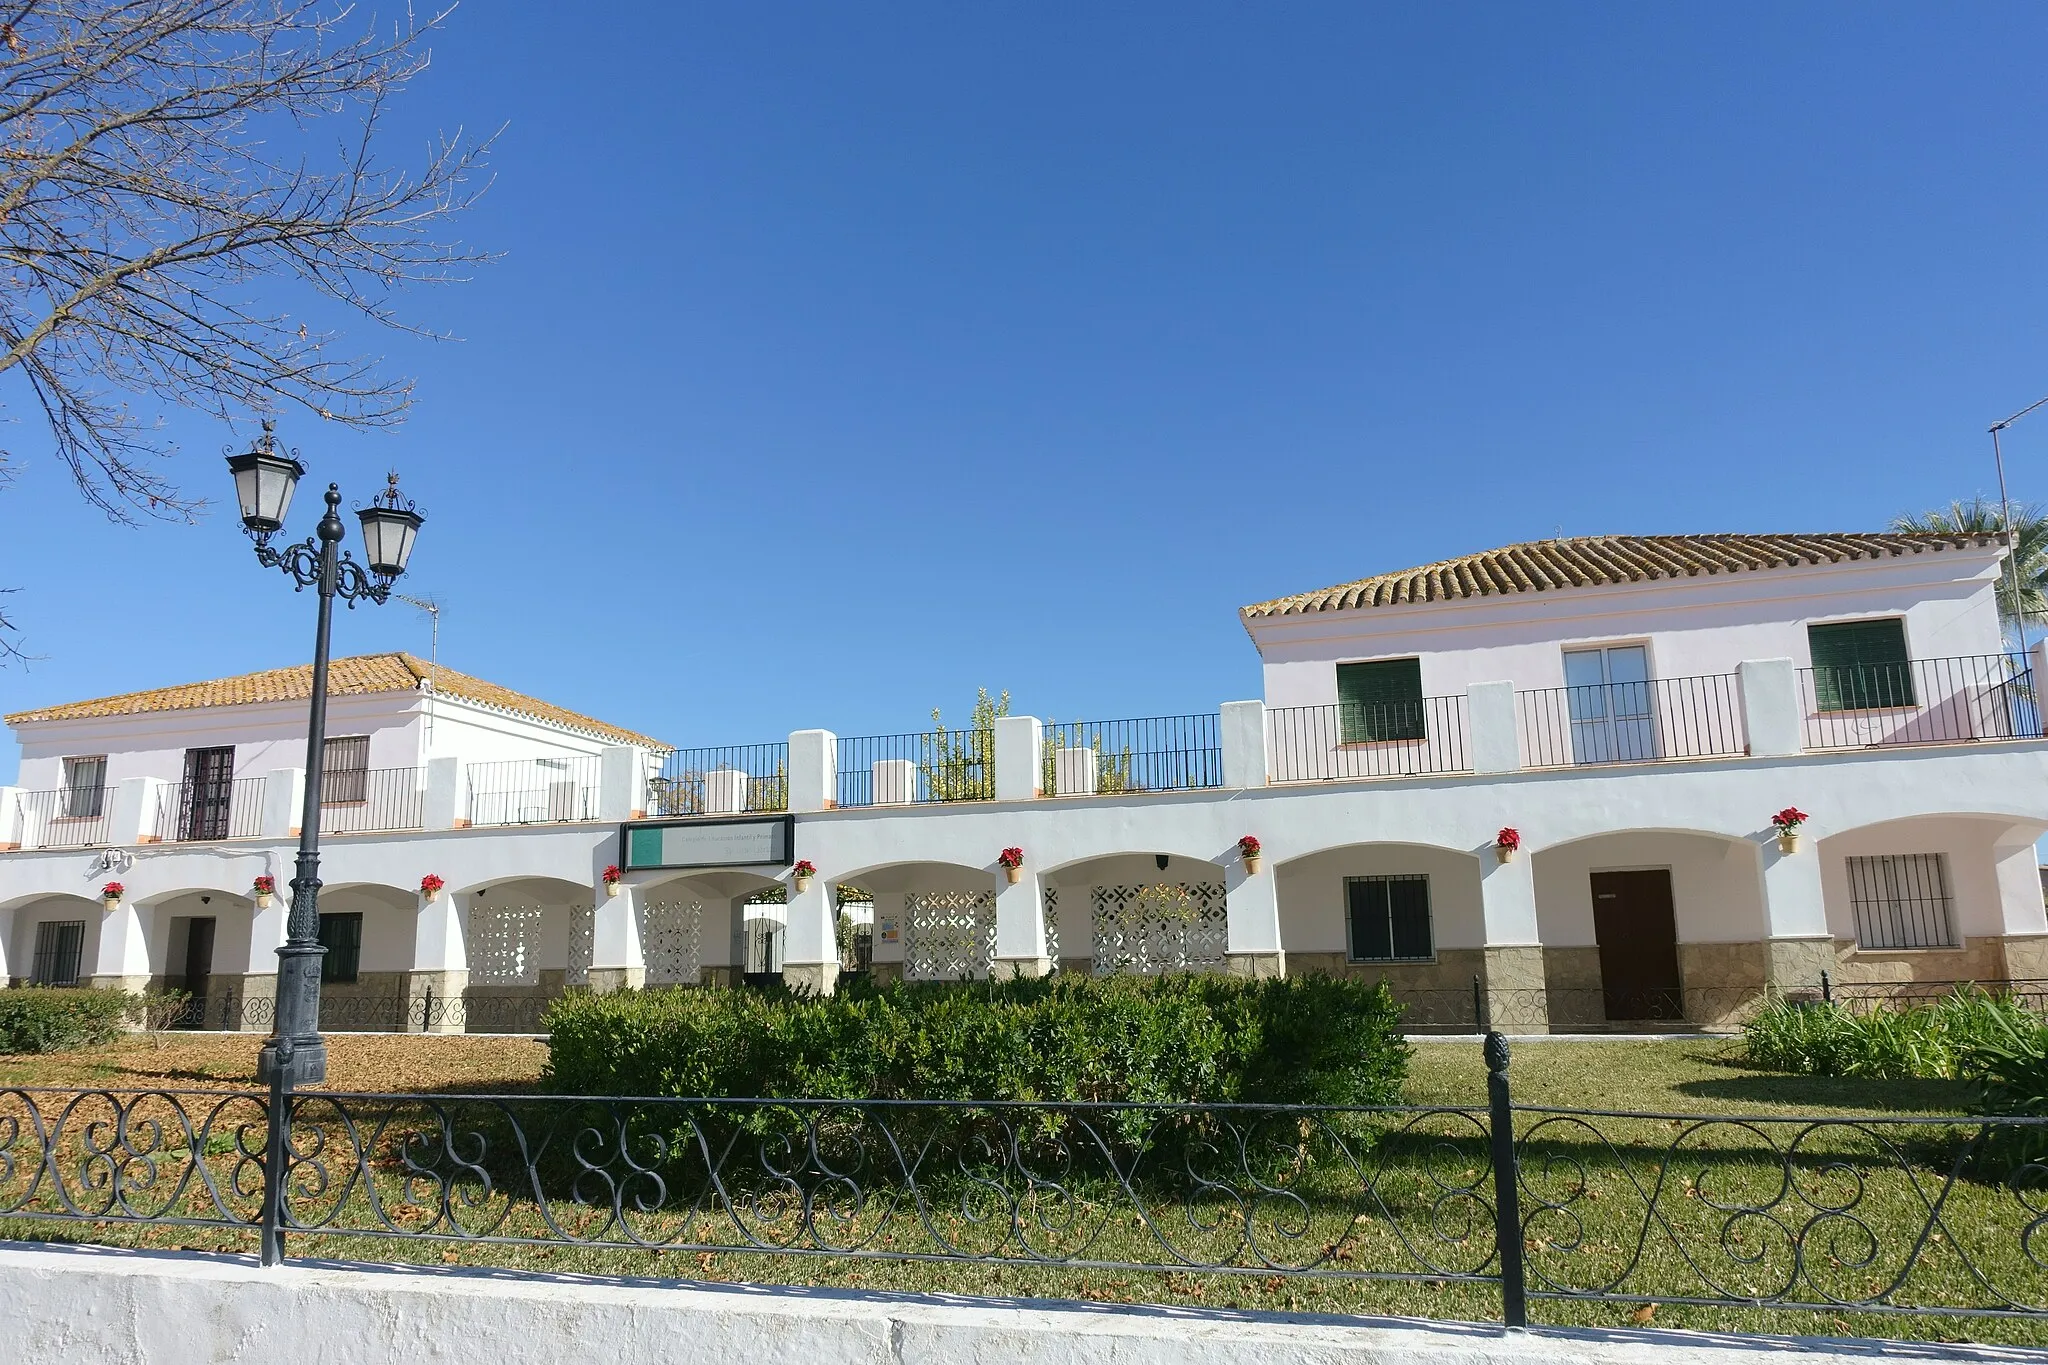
[3,532,2044,1033]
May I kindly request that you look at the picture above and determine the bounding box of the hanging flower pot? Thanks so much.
[602,864,622,897]
[252,875,275,910]
[1771,807,1808,856]
[1778,831,1802,855]
[998,847,1025,884]
[420,873,445,903]
[100,881,125,912]
[793,860,816,893]
[1496,828,1521,863]
[1238,835,1262,875]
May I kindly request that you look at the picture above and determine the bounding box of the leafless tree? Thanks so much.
[0,0,494,660]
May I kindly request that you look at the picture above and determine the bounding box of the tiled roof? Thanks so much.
[4,653,671,750]
[1241,532,2005,619]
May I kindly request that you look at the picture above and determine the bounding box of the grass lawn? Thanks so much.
[1,1032,2038,1346]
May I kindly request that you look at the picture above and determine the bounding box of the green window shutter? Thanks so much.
[318,912,363,984]
[1336,658,1426,743]
[1808,619,1914,712]
[1347,876,1434,961]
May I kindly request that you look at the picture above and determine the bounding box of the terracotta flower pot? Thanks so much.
[1777,832,1801,855]
[1243,853,1262,875]
[1497,845,1517,863]
[1004,865,1023,885]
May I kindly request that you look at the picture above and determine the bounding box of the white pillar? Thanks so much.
[403,887,471,1033]
[993,871,1050,977]
[993,716,1042,802]
[90,898,153,991]
[872,759,917,805]
[1053,747,1099,797]
[589,882,645,992]
[112,776,167,845]
[1738,658,1803,758]
[0,904,14,984]
[598,745,648,822]
[260,768,305,839]
[423,756,466,830]
[1467,681,1521,775]
[789,730,837,812]
[704,769,748,815]
[0,787,21,850]
[1992,834,2048,979]
[1479,848,1547,1032]
[1756,833,1834,990]
[1219,701,1268,789]
[1224,856,1283,977]
[782,874,838,994]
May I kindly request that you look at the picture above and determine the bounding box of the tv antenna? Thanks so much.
[394,593,442,745]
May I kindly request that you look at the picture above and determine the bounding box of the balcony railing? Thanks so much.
[464,757,601,827]
[1041,715,1222,795]
[835,730,992,807]
[319,766,426,835]
[14,787,116,849]
[1266,695,1470,784]
[649,743,790,817]
[1518,672,1746,769]
[1799,652,2040,751]
[154,778,265,842]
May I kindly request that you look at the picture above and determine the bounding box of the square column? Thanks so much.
[782,874,839,994]
[993,871,1050,978]
[111,776,167,845]
[1467,682,1521,775]
[1992,834,2048,978]
[1738,659,1803,758]
[1224,855,1284,978]
[1219,701,1268,789]
[88,899,152,996]
[0,905,14,984]
[789,731,837,813]
[589,882,645,993]
[260,769,305,839]
[994,716,1042,801]
[868,891,907,984]
[423,757,467,830]
[1756,834,1835,991]
[598,745,649,822]
[406,888,470,1033]
[1479,848,1547,1033]
[0,787,23,850]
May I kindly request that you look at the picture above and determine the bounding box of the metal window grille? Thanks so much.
[60,757,106,818]
[1847,853,1958,950]
[318,767,426,834]
[320,736,371,804]
[30,920,85,985]
[1090,882,1227,976]
[904,890,996,980]
[1039,715,1222,795]
[650,744,790,816]
[316,913,362,984]
[1346,874,1433,963]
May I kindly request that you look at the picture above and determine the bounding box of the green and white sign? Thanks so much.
[622,816,793,871]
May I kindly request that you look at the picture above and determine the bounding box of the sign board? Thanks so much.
[621,816,794,871]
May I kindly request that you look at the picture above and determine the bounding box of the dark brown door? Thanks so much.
[181,917,215,1029]
[1590,870,1683,1021]
[181,747,236,840]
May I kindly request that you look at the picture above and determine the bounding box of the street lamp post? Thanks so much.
[227,422,422,1263]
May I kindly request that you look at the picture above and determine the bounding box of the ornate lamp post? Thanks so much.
[226,422,423,1095]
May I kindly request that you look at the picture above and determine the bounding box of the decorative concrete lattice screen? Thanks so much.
[645,899,703,985]
[471,903,546,985]
[1042,886,1061,966]
[565,904,594,986]
[904,890,996,981]
[1090,882,1227,976]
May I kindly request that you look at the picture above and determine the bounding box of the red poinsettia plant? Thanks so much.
[100,881,125,901]
[601,864,622,887]
[997,847,1025,870]
[1771,808,1808,836]
[1496,827,1521,852]
[419,873,446,895]
[252,876,276,896]
[793,860,817,879]
[1238,835,1262,857]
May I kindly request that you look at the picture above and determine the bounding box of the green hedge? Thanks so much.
[0,988,133,1054]
[543,972,1410,1106]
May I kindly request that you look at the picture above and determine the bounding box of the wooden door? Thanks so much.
[1590,869,1683,1021]
[181,918,216,1029]
[181,746,236,840]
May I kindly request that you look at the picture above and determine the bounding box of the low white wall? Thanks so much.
[0,1244,2025,1365]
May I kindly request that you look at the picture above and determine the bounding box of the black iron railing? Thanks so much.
[650,743,790,816]
[319,766,425,834]
[1040,714,1222,795]
[161,988,563,1034]
[1518,673,1746,769]
[13,787,116,849]
[1266,695,1470,784]
[5,1035,2046,1327]
[835,729,993,807]
[153,777,266,842]
[464,757,601,826]
[1818,973,2048,1014]
[1799,652,2041,751]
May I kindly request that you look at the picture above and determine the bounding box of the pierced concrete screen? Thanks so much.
[644,898,704,986]
[471,903,546,986]
[1091,882,1227,977]
[904,890,996,981]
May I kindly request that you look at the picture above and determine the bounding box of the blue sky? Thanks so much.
[5,3,2048,777]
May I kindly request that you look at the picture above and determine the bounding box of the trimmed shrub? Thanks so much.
[542,972,1410,1107]
[0,987,133,1054]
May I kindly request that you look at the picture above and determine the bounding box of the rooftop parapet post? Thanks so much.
[260,769,306,839]
[1737,658,1802,758]
[1219,701,1267,789]
[422,757,466,831]
[598,745,647,822]
[993,716,1041,801]
[789,730,837,812]
[111,775,166,845]
[0,786,21,850]
[1466,681,1521,774]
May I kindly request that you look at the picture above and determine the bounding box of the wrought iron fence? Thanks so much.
[1040,714,1222,795]
[12,786,116,849]
[1266,695,1470,784]
[650,743,790,816]
[6,1034,2047,1327]
[1799,652,2041,751]
[153,777,266,842]
[1518,673,1746,769]
[165,988,562,1033]
[835,729,993,807]
[319,766,425,834]
[464,756,601,826]
[1818,973,2048,1014]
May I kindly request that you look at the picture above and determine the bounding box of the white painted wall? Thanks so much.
[1530,831,1767,949]
[1274,845,1488,957]
[1816,815,2048,947]
[1250,550,2007,707]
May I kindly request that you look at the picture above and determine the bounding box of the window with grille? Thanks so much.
[1808,619,1915,712]
[1337,658,1426,743]
[31,920,85,985]
[60,756,106,818]
[317,912,363,982]
[321,735,371,804]
[1347,874,1433,962]
[1846,854,1956,949]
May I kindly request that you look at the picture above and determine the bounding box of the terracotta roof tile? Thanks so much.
[4,652,671,750]
[1241,532,2005,620]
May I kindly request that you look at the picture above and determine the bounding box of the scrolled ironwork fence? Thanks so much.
[650,743,790,816]
[1518,673,1746,769]
[164,988,561,1034]
[1040,714,1222,795]
[1799,652,2041,751]
[5,1035,2046,1328]
[1266,695,1471,784]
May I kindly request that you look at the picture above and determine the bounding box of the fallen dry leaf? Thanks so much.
[1631,1303,1657,1325]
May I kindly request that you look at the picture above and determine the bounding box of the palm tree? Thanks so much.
[1892,496,2048,642]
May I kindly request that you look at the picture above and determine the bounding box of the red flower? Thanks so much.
[1238,835,1262,856]
[101,881,124,899]
[794,860,817,878]
[998,847,1025,869]
[1496,827,1521,851]
[252,876,276,895]
[601,863,622,885]
[419,873,446,894]
[1771,808,1808,833]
